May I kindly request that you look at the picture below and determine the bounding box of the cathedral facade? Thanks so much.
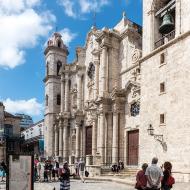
[44,0,190,182]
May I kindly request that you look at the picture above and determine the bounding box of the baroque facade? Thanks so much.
[44,0,190,182]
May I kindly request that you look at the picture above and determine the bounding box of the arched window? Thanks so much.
[57,40,62,48]
[46,62,49,76]
[153,0,176,49]
[45,95,48,106]
[130,102,140,117]
[57,94,61,105]
[57,61,62,76]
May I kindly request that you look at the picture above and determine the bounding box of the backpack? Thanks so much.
[166,175,175,186]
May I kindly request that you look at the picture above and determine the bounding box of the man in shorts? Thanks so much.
[78,158,85,183]
[145,157,163,190]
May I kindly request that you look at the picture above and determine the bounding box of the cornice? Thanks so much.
[43,75,61,83]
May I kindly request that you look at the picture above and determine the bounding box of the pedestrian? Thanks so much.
[37,161,41,181]
[78,158,86,183]
[48,160,53,182]
[55,160,60,179]
[34,165,38,182]
[60,162,72,190]
[44,161,49,182]
[118,160,124,170]
[0,160,7,182]
[74,160,79,176]
[111,163,119,173]
[161,162,175,190]
[135,163,148,190]
[145,157,163,190]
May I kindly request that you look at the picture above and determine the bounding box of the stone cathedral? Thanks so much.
[44,0,190,182]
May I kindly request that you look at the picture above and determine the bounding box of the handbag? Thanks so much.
[166,175,175,186]
[85,170,89,177]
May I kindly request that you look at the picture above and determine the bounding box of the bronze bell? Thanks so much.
[159,13,174,34]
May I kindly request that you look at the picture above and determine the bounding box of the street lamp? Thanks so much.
[147,124,167,151]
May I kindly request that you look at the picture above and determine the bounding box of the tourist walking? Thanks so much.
[37,161,41,180]
[74,160,79,176]
[60,162,72,190]
[161,162,175,190]
[145,157,163,190]
[44,161,49,182]
[55,160,60,179]
[78,158,86,183]
[135,163,148,190]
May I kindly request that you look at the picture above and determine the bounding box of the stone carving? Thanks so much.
[87,62,95,79]
[132,49,141,63]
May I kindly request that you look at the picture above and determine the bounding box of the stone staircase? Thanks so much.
[100,167,138,177]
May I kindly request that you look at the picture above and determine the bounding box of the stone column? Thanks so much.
[99,112,105,164]
[75,122,80,160]
[94,60,100,98]
[102,46,108,94]
[58,119,63,157]
[54,124,59,156]
[64,73,69,112]
[63,118,68,161]
[61,74,65,113]
[77,74,82,110]
[112,112,119,163]
[92,118,97,156]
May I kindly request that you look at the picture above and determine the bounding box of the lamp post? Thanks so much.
[147,124,167,151]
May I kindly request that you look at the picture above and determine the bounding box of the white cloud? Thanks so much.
[58,0,76,18]
[59,28,77,46]
[3,98,43,116]
[58,0,110,18]
[0,0,55,69]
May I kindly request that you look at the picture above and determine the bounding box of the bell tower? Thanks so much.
[143,0,190,55]
[44,32,69,157]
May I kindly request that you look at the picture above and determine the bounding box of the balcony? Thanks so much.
[155,30,175,49]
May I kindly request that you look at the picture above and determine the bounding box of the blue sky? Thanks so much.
[0,0,142,122]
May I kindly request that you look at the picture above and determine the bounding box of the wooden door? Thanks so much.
[127,130,139,165]
[85,126,92,155]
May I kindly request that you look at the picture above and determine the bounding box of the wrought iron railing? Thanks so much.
[155,30,175,49]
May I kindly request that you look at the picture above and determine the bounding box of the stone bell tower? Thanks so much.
[143,0,190,56]
[44,32,69,157]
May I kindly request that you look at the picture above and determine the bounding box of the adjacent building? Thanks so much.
[0,102,21,160]
[21,119,44,156]
[44,0,190,182]
[15,113,34,130]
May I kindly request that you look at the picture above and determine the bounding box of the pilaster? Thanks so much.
[54,124,59,156]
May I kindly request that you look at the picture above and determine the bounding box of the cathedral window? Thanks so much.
[87,62,95,79]
[160,114,165,124]
[160,53,165,64]
[57,61,62,76]
[46,95,48,106]
[57,94,61,105]
[153,0,176,49]
[160,82,165,93]
[130,102,140,117]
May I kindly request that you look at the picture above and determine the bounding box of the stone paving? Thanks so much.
[34,179,190,190]
[34,179,134,190]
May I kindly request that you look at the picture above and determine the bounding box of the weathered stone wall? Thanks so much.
[140,35,190,181]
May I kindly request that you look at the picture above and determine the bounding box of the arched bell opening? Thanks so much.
[152,0,176,49]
